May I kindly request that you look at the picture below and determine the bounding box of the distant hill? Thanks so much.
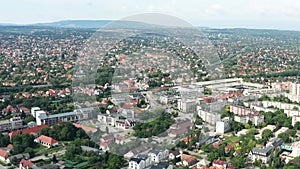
[31,20,171,29]
[31,20,113,28]
[0,20,185,29]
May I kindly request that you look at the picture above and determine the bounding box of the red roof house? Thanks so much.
[19,159,36,169]
[34,135,58,148]
[0,148,9,162]
[9,125,49,140]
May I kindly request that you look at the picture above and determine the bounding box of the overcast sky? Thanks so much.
[1,0,300,30]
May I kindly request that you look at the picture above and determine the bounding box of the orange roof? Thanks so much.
[0,148,9,158]
[73,123,97,133]
[36,135,58,145]
[9,124,49,140]
[20,159,34,168]
[7,144,13,149]
[181,154,197,163]
[225,142,239,152]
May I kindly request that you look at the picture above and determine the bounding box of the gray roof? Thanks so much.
[149,147,167,154]
[150,162,171,169]
[41,111,76,119]
[81,146,100,152]
[252,146,273,156]
[130,157,143,163]
[8,153,30,160]
[40,164,59,169]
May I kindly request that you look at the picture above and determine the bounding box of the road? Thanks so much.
[30,150,66,162]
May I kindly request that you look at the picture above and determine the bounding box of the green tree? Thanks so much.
[11,156,19,165]
[24,115,35,124]
[278,132,290,143]
[294,122,300,130]
[262,129,273,143]
[52,155,58,163]
[288,129,297,138]
[0,133,10,147]
[230,156,245,168]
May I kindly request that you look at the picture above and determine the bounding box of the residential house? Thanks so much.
[0,148,9,162]
[34,135,58,148]
[148,148,169,163]
[213,159,228,169]
[169,150,181,160]
[129,158,146,169]
[7,153,30,164]
[129,155,153,169]
[181,154,198,167]
[197,133,215,147]
[124,144,153,159]
[225,142,240,154]
[99,141,110,152]
[19,159,37,169]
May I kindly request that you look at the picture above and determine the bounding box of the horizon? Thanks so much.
[0,0,300,31]
[1,19,300,32]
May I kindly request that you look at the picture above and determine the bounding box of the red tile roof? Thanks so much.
[20,159,34,167]
[36,135,58,145]
[0,148,9,158]
[7,144,13,149]
[213,159,224,165]
[73,123,97,133]
[9,124,49,140]
[181,154,197,164]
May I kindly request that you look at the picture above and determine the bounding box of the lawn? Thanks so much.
[42,146,65,156]
[33,144,47,153]
[224,136,242,144]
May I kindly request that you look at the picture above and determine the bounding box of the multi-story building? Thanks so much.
[0,117,23,132]
[248,146,273,164]
[35,107,95,126]
[178,99,197,113]
[198,109,221,125]
[234,114,264,126]
[230,105,259,116]
[216,117,231,134]
[286,83,300,102]
[291,83,300,96]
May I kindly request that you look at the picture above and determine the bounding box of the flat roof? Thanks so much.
[41,111,76,119]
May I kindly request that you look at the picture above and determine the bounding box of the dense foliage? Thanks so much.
[133,113,175,138]
[40,122,89,141]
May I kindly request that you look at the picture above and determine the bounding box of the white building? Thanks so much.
[0,117,23,132]
[128,147,169,169]
[178,99,197,113]
[216,117,231,134]
[129,158,148,169]
[198,109,221,125]
[31,107,41,117]
[234,114,264,126]
[248,146,273,164]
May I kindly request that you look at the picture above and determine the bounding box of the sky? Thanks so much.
[1,0,300,30]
